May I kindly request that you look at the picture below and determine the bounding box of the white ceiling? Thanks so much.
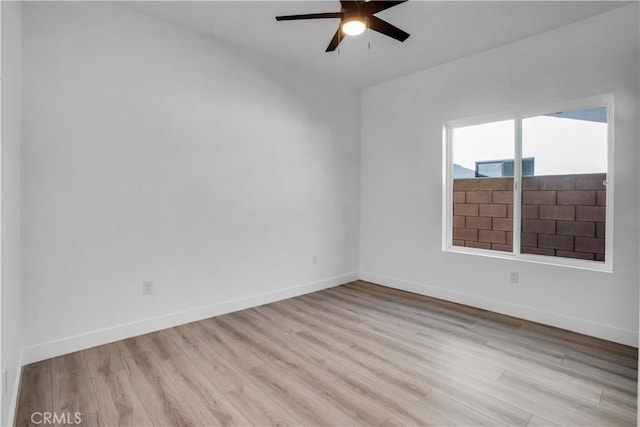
[124,1,630,88]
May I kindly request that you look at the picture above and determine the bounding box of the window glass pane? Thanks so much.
[452,120,514,252]
[521,106,607,262]
[476,162,503,178]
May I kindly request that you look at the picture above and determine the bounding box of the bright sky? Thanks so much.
[452,116,607,176]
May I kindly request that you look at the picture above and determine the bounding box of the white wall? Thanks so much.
[1,1,22,424]
[360,4,640,346]
[21,2,360,362]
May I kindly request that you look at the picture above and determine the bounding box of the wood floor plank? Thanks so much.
[294,329,431,403]
[519,321,638,358]
[220,313,347,385]
[428,363,607,426]
[83,342,125,378]
[164,324,251,393]
[277,359,391,426]
[115,336,149,359]
[16,361,53,427]
[470,322,568,360]
[324,287,490,344]
[412,324,613,399]
[295,294,368,325]
[247,363,352,426]
[243,304,306,333]
[379,416,406,427]
[527,415,558,426]
[225,383,302,427]
[16,280,637,427]
[517,326,638,369]
[222,318,392,426]
[91,369,152,426]
[190,318,263,371]
[497,370,635,426]
[140,330,183,361]
[158,355,252,426]
[123,351,206,426]
[419,389,508,426]
[218,312,406,425]
[51,351,99,415]
[600,387,637,419]
[357,319,505,380]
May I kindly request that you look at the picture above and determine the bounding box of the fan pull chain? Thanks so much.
[367,18,371,49]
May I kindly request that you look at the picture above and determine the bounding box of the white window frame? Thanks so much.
[442,94,614,273]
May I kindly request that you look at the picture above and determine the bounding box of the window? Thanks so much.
[444,97,612,270]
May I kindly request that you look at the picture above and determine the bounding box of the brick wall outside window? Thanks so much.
[452,173,606,261]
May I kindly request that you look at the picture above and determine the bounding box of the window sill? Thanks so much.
[444,245,613,273]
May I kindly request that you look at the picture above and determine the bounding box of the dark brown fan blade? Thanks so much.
[340,1,366,10]
[362,0,408,15]
[368,15,410,42]
[276,12,343,21]
[325,28,344,52]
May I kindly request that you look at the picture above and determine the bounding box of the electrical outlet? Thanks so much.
[143,281,153,295]
[312,255,318,265]
[510,271,519,284]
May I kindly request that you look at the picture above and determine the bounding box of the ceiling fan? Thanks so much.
[275,1,410,52]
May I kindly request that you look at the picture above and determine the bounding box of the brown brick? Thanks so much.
[596,222,606,238]
[507,205,513,218]
[575,237,605,254]
[466,216,492,230]
[491,243,513,252]
[595,254,606,262]
[506,231,513,245]
[492,217,513,231]
[452,239,465,247]
[556,221,595,237]
[466,191,492,204]
[538,234,574,251]
[522,246,555,256]
[539,175,575,190]
[492,191,513,204]
[522,176,538,190]
[479,204,507,217]
[478,178,512,191]
[453,191,466,203]
[521,205,539,219]
[453,179,478,191]
[453,215,466,228]
[556,250,595,261]
[523,191,556,205]
[557,190,596,206]
[454,203,478,216]
[575,174,606,190]
[479,230,506,244]
[454,228,478,241]
[522,219,555,234]
[576,206,605,222]
[539,205,575,221]
[596,190,606,206]
[521,232,537,247]
[466,241,492,250]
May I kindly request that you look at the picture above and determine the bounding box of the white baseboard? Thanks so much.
[7,350,23,427]
[23,272,358,364]
[359,271,638,347]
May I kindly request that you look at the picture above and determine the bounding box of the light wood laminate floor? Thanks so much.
[16,281,638,426]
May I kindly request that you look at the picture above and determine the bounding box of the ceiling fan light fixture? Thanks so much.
[275,1,410,52]
[342,18,366,36]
